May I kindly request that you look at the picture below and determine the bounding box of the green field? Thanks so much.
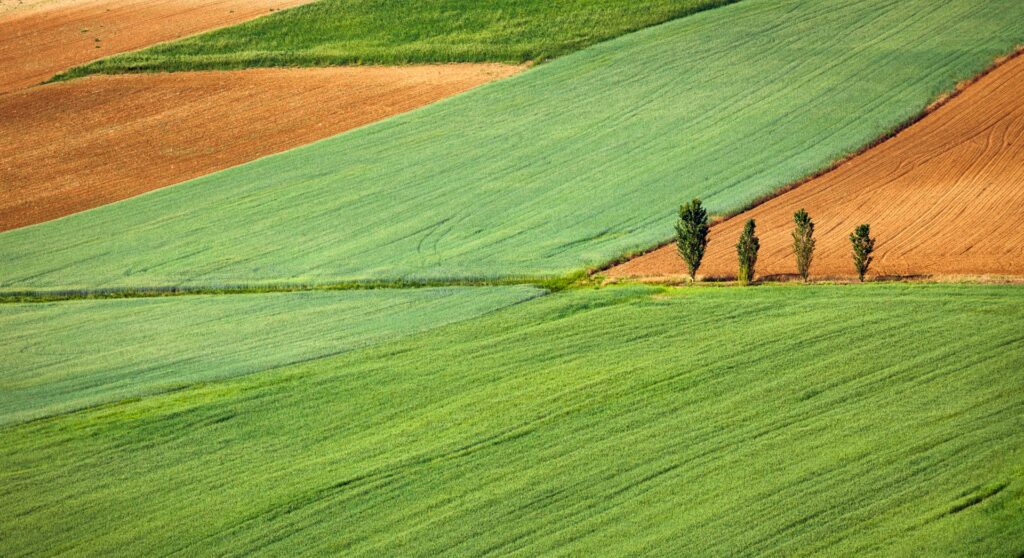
[5,0,1023,555]
[0,286,540,425]
[2,284,1022,555]
[56,0,733,79]
[4,0,1023,292]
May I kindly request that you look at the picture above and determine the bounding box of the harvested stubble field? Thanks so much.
[0,0,314,95]
[608,52,1024,281]
[57,0,734,78]
[0,286,540,425]
[2,284,1023,555]
[0,64,522,231]
[2,0,1023,291]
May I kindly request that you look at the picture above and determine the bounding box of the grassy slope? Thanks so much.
[0,286,540,425]
[4,0,1023,291]
[2,284,1023,556]
[57,0,734,78]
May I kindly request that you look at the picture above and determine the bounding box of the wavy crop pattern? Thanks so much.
[2,0,1023,292]
[2,284,1023,555]
[0,286,541,424]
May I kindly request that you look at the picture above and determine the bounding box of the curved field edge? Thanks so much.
[605,47,1024,281]
[2,283,1023,555]
[0,65,522,231]
[3,0,1024,291]
[0,285,543,425]
[51,0,738,81]
[0,0,316,95]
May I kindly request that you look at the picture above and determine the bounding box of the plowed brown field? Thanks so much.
[0,0,315,95]
[609,54,1024,281]
[0,65,523,230]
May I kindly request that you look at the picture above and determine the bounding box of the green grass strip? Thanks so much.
[0,271,587,303]
[54,0,736,80]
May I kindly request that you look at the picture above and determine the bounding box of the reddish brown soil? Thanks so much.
[0,0,316,95]
[0,65,524,230]
[608,54,1024,281]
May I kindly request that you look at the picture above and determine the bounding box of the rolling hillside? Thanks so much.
[3,1,1024,555]
[0,286,540,424]
[609,51,1024,280]
[0,0,314,94]
[0,64,521,230]
[57,0,735,77]
[2,0,1022,291]
[3,0,735,232]
[2,284,1022,555]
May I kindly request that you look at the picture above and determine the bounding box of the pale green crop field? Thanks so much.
[0,286,541,425]
[3,0,1023,291]
[2,284,1022,555]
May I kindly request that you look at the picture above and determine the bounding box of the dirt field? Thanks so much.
[0,0,315,94]
[0,65,523,230]
[608,54,1024,281]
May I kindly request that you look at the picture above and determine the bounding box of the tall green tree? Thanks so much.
[850,223,875,282]
[792,209,815,282]
[736,218,759,285]
[676,198,710,282]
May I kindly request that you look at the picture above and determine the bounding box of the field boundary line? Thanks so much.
[591,44,1024,277]
[0,273,588,304]
[5,271,1024,305]
[47,0,744,83]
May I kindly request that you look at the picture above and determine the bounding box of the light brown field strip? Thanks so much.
[0,0,315,95]
[0,65,523,231]
[609,53,1024,281]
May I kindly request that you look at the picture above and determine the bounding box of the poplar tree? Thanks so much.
[676,199,710,282]
[736,218,759,285]
[850,223,875,282]
[792,209,815,282]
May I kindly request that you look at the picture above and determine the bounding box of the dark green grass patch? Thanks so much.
[56,0,735,79]
[2,284,1023,555]
[4,0,1023,291]
[0,286,541,424]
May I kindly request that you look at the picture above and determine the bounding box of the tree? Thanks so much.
[850,223,875,282]
[736,218,759,285]
[792,209,815,282]
[675,198,709,282]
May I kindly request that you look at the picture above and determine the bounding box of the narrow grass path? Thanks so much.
[3,284,1022,555]
[0,272,583,304]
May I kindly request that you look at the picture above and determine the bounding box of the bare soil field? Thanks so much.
[0,0,315,94]
[0,65,522,230]
[609,54,1024,281]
